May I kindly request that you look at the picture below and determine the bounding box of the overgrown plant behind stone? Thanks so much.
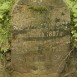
[0,0,14,57]
[65,0,77,47]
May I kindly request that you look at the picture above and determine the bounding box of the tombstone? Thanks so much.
[0,60,4,77]
[11,0,70,77]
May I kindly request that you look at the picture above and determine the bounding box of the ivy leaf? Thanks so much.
[73,18,77,22]
[73,4,77,9]
[71,30,76,34]
[73,33,77,37]
[65,0,74,8]
[0,2,10,10]
[0,14,3,19]
[1,47,8,52]
[73,13,77,17]
[75,38,77,41]
[72,8,77,13]
[75,24,77,27]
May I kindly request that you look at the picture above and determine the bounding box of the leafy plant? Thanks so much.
[65,0,77,47]
[0,0,13,52]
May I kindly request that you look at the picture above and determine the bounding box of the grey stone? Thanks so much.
[11,0,70,77]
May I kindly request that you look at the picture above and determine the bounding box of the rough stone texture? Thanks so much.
[0,60,4,77]
[0,59,10,77]
[11,0,70,77]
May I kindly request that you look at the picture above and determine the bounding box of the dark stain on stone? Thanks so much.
[55,18,60,22]
[32,66,38,71]
[61,12,65,16]
[37,46,43,54]
[49,5,54,10]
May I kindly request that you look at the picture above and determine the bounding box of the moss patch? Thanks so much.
[28,6,48,13]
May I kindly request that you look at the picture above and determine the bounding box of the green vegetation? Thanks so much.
[28,6,48,13]
[0,0,13,53]
[65,0,77,47]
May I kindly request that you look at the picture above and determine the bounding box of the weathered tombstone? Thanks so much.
[11,0,70,77]
[0,60,4,77]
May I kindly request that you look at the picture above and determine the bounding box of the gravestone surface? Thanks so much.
[11,0,70,77]
[0,60,4,77]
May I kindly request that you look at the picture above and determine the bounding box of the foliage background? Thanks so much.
[65,0,77,47]
[0,0,15,52]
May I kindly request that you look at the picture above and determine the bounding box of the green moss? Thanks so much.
[29,6,48,13]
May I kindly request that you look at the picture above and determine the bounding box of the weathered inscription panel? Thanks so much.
[11,0,70,76]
